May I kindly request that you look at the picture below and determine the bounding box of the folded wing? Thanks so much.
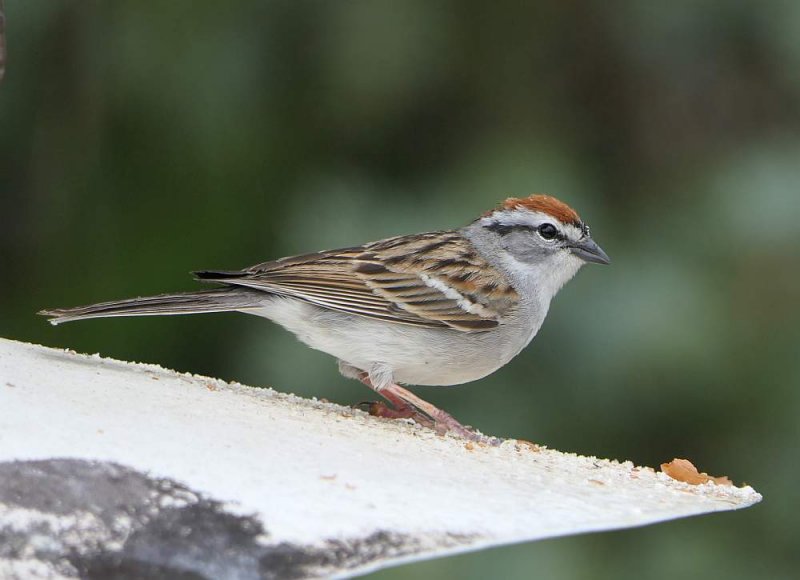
[195,232,518,332]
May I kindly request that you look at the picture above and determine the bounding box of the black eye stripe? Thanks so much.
[484,221,571,243]
[484,222,537,236]
[484,221,569,242]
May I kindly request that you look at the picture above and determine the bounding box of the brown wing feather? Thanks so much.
[197,232,518,332]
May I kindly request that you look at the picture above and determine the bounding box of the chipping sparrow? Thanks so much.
[41,194,609,442]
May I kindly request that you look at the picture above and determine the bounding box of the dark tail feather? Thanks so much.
[193,269,247,280]
[38,288,262,326]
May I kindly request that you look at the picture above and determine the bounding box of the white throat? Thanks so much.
[499,250,584,310]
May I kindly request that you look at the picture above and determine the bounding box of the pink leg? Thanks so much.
[356,373,498,444]
[354,372,422,421]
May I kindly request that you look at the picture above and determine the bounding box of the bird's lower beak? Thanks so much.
[569,238,611,265]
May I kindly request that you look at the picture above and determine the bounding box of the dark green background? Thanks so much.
[1,2,798,579]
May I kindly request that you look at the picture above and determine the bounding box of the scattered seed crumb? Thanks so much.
[661,458,733,486]
[465,442,475,451]
[206,383,217,391]
[515,439,541,452]
[320,474,337,481]
[588,479,605,486]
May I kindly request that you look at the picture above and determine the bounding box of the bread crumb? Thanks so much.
[661,458,732,486]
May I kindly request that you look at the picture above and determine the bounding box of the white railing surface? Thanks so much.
[0,338,761,579]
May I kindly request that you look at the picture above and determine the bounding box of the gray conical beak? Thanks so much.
[570,237,610,265]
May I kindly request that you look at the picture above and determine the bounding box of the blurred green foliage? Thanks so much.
[1,2,798,579]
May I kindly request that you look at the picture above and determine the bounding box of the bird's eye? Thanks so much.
[538,223,558,240]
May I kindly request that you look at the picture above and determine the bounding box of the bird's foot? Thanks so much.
[425,408,501,445]
[378,383,501,445]
[355,400,414,419]
[354,372,501,445]
[355,400,436,430]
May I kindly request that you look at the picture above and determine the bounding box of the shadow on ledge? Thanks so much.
[0,459,471,579]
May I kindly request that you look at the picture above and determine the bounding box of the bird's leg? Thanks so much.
[353,372,421,421]
[338,361,413,419]
[345,363,495,443]
[379,383,492,443]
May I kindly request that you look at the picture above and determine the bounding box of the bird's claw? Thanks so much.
[354,400,499,444]
[354,400,417,420]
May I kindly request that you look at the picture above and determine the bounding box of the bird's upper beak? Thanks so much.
[569,237,610,265]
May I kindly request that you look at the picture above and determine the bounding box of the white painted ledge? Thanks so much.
[0,338,761,578]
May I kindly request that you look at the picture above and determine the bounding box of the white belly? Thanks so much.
[249,297,541,387]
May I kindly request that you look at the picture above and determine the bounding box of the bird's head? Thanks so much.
[469,194,610,299]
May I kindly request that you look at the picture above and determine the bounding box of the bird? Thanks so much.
[40,194,609,442]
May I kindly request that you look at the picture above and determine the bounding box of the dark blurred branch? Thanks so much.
[0,0,5,83]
